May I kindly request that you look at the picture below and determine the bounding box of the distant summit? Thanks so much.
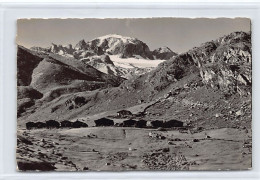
[74,39,87,50]
[81,34,153,59]
[152,46,178,60]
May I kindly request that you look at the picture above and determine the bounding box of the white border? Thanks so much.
[0,1,260,180]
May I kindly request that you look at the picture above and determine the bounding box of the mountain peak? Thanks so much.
[79,39,86,43]
[155,46,174,53]
[152,46,177,60]
[92,34,137,44]
[97,34,134,39]
[74,39,87,50]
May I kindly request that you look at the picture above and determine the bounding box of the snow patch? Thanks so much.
[109,55,165,69]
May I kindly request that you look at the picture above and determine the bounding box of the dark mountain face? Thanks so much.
[17,46,43,86]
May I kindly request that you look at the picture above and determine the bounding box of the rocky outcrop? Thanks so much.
[190,31,251,95]
[80,55,121,77]
[123,31,251,96]
[49,43,74,56]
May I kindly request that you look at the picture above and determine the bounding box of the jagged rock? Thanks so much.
[74,39,87,50]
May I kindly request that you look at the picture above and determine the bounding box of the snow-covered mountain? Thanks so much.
[30,34,177,79]
[73,34,154,59]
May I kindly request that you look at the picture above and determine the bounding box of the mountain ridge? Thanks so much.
[30,34,178,61]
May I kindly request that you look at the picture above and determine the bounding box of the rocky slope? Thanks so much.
[17,46,124,117]
[122,31,251,96]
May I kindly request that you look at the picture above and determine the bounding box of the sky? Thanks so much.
[17,18,250,53]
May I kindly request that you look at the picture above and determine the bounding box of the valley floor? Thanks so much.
[16,126,251,171]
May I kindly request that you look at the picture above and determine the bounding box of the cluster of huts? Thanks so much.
[116,119,183,128]
[26,109,183,130]
[26,118,183,130]
[25,120,88,130]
